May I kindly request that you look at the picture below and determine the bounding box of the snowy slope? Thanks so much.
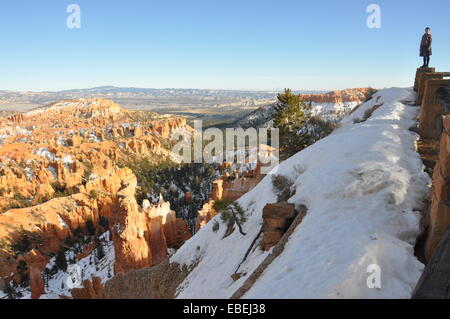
[40,232,115,299]
[236,101,358,129]
[171,87,430,299]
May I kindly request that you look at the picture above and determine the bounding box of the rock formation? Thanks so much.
[71,277,104,299]
[145,196,191,250]
[110,180,192,274]
[196,163,265,231]
[109,174,153,274]
[29,266,45,299]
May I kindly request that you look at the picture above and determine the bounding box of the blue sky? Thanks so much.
[1,0,450,91]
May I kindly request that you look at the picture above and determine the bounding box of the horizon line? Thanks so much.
[0,85,376,94]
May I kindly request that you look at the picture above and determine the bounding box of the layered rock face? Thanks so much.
[300,88,373,104]
[0,98,191,298]
[261,202,298,251]
[414,68,450,260]
[424,115,450,259]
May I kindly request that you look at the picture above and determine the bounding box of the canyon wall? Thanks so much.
[414,68,450,260]
[0,98,191,298]
[300,88,373,104]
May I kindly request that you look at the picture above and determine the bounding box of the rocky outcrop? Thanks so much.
[103,260,192,299]
[223,174,262,201]
[145,197,191,250]
[196,164,265,232]
[8,114,26,124]
[151,118,187,138]
[196,201,218,231]
[71,277,104,299]
[261,202,306,251]
[111,187,192,274]
[110,177,153,274]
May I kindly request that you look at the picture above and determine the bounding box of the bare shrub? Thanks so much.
[272,175,295,202]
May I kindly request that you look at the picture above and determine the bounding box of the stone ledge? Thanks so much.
[413,226,450,299]
[414,67,436,92]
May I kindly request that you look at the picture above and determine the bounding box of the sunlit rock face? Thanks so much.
[0,98,190,294]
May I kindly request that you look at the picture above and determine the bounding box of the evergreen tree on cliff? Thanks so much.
[274,89,313,160]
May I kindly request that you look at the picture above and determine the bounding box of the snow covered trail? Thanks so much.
[172,87,430,299]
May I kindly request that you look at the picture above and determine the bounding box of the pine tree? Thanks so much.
[273,89,313,160]
[96,242,106,261]
[3,281,19,299]
[213,199,247,238]
[55,250,68,272]
[16,260,30,288]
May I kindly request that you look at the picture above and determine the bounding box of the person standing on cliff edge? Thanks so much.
[420,27,432,68]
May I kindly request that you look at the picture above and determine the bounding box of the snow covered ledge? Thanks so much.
[172,87,431,299]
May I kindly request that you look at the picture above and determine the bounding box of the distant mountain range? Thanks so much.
[0,86,328,112]
[0,86,318,104]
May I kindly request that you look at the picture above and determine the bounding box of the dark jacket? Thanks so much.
[420,33,432,56]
